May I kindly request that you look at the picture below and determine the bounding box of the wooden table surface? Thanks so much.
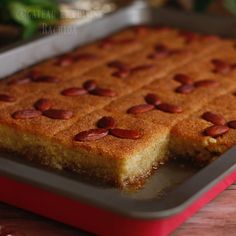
[1,183,236,236]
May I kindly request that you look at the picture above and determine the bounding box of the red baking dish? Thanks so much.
[1,5,236,236]
[0,147,236,236]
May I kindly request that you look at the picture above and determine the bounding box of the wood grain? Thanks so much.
[173,182,236,236]
[1,183,236,236]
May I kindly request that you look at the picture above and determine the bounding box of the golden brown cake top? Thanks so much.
[0,25,235,164]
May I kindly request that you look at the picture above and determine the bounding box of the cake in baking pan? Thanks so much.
[0,25,236,186]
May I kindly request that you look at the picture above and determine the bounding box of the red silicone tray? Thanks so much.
[0,148,236,236]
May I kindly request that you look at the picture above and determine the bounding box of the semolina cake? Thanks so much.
[170,94,236,165]
[15,110,169,185]
[1,25,236,187]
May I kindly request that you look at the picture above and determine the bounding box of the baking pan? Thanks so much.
[1,4,236,236]
[1,4,236,78]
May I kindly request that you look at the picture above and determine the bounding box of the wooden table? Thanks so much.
[1,183,236,236]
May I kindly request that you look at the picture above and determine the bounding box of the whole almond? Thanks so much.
[231,63,236,70]
[90,88,117,97]
[83,80,97,91]
[9,70,40,85]
[0,94,16,102]
[74,128,108,141]
[127,104,154,114]
[8,77,31,85]
[61,87,87,96]
[228,120,236,129]
[157,103,183,113]
[184,33,198,44]
[107,60,129,71]
[133,25,149,35]
[12,109,42,119]
[211,59,226,66]
[0,225,24,236]
[194,80,219,88]
[34,99,53,112]
[204,125,229,138]
[173,74,193,85]
[109,128,143,140]
[43,109,73,120]
[148,51,169,59]
[155,44,168,52]
[211,59,231,74]
[179,31,198,44]
[32,76,59,83]
[112,69,130,78]
[28,69,41,79]
[175,84,195,94]
[56,55,73,67]
[99,38,115,49]
[213,65,231,74]
[97,116,116,129]
[202,112,226,125]
[145,93,162,105]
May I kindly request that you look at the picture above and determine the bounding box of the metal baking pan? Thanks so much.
[1,4,236,236]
